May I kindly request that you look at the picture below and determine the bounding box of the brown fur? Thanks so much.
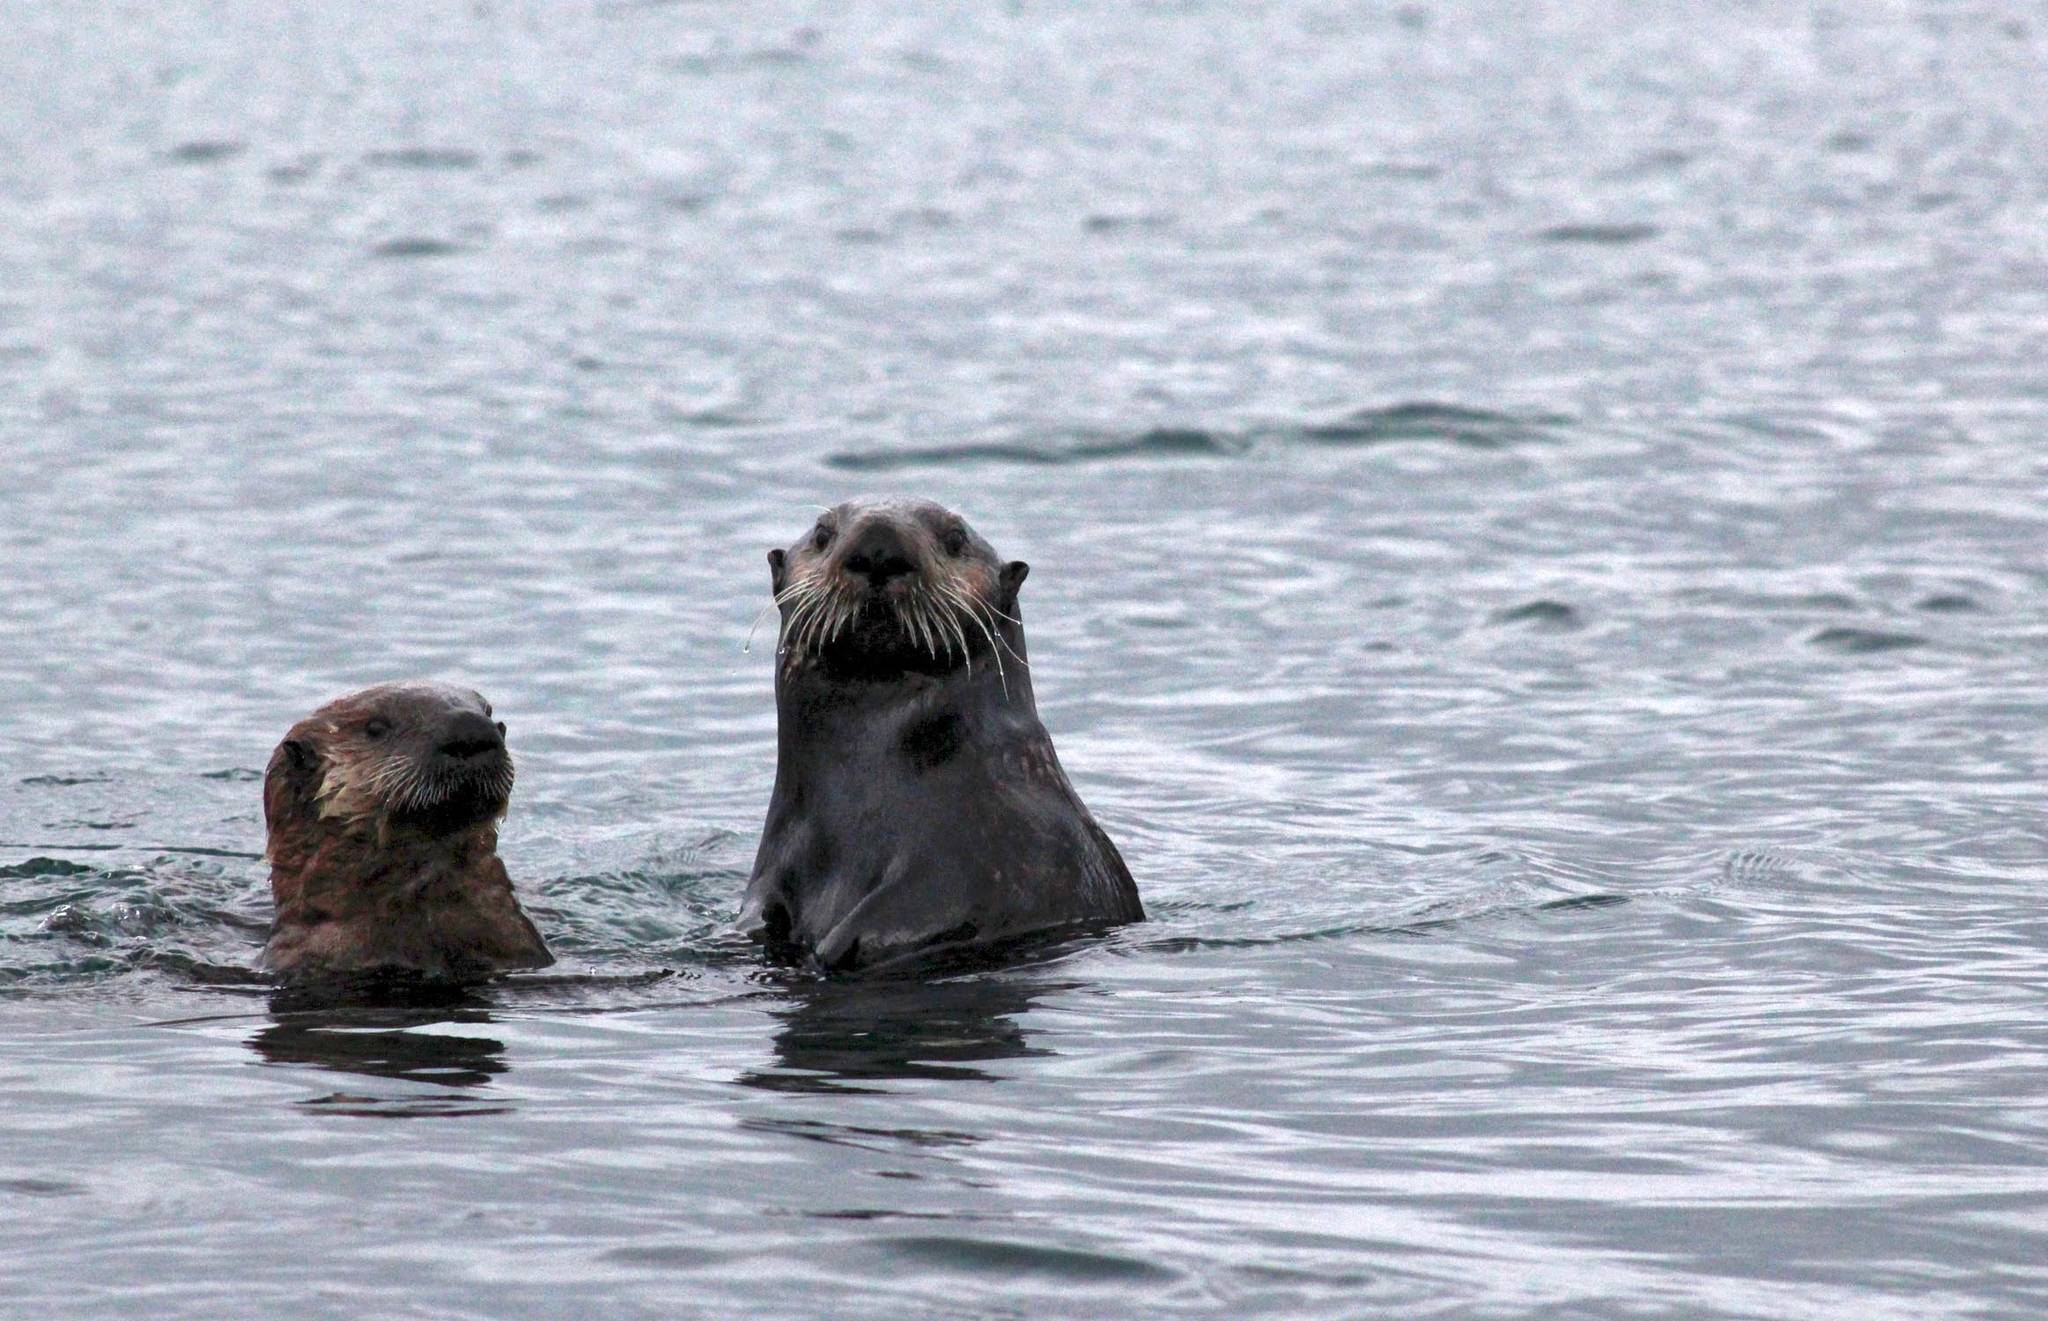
[261,682,553,982]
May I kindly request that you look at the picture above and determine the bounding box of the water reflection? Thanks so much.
[738,971,1064,1095]
[249,988,512,1116]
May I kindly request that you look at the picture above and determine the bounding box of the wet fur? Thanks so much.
[262,683,553,983]
[743,498,1143,971]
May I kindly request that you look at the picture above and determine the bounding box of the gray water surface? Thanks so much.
[3,2,2046,1316]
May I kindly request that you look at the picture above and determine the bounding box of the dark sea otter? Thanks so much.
[741,497,1143,971]
[261,682,553,983]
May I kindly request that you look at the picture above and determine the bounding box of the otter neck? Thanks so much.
[775,650,1038,771]
[272,817,501,905]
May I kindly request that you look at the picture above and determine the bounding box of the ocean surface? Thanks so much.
[3,2,2045,1316]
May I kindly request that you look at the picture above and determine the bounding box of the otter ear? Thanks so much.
[263,737,320,835]
[1000,560,1029,606]
[767,548,787,595]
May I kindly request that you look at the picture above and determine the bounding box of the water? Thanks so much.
[3,1,2046,1315]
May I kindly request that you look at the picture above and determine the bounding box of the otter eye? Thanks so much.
[364,718,391,740]
[812,521,835,551]
[941,524,968,556]
[483,702,493,718]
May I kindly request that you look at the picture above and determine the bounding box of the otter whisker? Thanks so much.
[942,593,968,662]
[744,600,779,654]
[364,757,421,807]
[769,581,824,657]
[356,763,393,799]
[942,583,1010,696]
[968,591,1031,670]
[787,582,840,660]
[778,592,817,659]
[960,588,1022,629]
[807,597,838,657]
[750,580,815,655]
[801,594,832,657]
[935,586,971,666]
[968,591,1029,677]
[901,592,925,657]
[913,593,939,660]
[798,587,843,659]
[398,769,435,814]
[784,598,817,659]
[803,589,837,653]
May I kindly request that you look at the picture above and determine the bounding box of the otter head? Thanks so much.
[264,682,514,856]
[767,497,1030,684]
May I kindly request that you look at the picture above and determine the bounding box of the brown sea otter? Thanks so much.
[741,497,1143,971]
[261,682,553,982]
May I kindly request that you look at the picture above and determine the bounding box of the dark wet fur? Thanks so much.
[743,498,1143,972]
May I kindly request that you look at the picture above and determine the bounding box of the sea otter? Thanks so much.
[261,682,553,982]
[741,497,1143,971]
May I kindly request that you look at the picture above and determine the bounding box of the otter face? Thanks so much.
[265,682,515,846]
[766,497,1029,682]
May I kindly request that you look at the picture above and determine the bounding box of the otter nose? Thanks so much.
[438,711,505,761]
[843,523,915,587]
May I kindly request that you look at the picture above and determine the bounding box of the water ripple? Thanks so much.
[4,0,2047,1314]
